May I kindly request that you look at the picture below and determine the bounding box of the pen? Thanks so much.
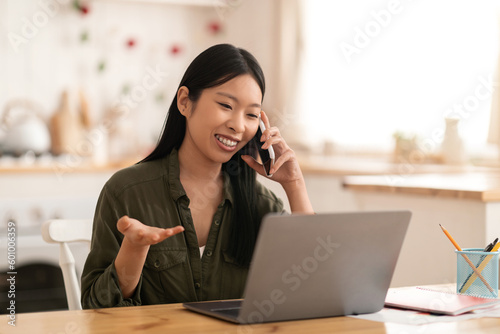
[439,224,495,294]
[459,241,500,294]
[491,238,499,248]
[478,237,497,264]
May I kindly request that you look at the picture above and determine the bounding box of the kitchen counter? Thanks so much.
[0,155,137,174]
[343,172,500,202]
[298,154,498,176]
[2,152,499,176]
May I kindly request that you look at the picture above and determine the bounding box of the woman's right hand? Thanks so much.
[114,215,184,298]
[117,215,185,247]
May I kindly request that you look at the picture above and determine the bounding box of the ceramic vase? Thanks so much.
[441,117,466,165]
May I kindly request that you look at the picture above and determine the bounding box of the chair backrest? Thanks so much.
[41,219,92,311]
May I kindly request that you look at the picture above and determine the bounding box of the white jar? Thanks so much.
[441,117,467,165]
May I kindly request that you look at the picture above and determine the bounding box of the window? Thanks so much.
[298,0,500,153]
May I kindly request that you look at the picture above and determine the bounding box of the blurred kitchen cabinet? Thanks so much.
[0,170,114,231]
[343,173,500,288]
[0,169,114,312]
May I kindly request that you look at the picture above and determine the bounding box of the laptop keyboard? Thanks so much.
[213,307,241,318]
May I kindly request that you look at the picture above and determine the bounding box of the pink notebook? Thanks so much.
[385,286,500,315]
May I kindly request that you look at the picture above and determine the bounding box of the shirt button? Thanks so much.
[214,220,220,226]
[206,250,213,257]
[194,283,201,289]
[154,260,160,268]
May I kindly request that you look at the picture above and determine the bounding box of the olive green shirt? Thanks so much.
[81,149,284,309]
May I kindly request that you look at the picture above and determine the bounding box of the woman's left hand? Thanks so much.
[241,110,303,186]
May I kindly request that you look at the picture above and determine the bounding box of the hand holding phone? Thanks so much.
[256,119,275,177]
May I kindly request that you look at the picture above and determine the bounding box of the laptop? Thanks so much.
[183,210,411,324]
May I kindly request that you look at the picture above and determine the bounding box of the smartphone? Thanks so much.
[255,119,275,177]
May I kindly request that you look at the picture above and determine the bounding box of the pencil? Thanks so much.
[439,224,462,250]
[439,224,495,294]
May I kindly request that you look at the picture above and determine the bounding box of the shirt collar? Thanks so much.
[165,148,186,201]
[165,148,234,206]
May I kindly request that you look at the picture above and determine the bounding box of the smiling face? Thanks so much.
[178,74,262,165]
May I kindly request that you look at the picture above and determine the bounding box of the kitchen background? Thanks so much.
[3,0,500,165]
[1,0,284,163]
[0,0,293,313]
[1,0,500,313]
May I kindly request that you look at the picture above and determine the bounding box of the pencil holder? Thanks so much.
[456,248,499,299]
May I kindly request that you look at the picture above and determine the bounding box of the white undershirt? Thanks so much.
[199,245,205,258]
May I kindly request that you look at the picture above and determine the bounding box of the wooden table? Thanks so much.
[3,302,500,334]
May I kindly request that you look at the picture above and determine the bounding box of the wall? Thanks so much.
[1,0,279,162]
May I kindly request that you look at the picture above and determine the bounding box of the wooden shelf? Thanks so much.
[343,172,500,202]
[0,158,137,174]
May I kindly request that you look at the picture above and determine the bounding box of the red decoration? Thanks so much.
[73,0,90,15]
[126,38,136,49]
[170,44,182,55]
[208,21,222,35]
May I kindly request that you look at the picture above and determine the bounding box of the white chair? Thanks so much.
[41,219,92,311]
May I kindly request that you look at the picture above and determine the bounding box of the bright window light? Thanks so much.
[298,0,500,152]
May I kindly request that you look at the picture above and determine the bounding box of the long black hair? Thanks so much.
[141,44,265,266]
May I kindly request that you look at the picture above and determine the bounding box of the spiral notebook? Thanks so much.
[385,286,500,316]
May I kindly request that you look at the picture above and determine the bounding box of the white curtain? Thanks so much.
[269,0,308,150]
[487,25,500,157]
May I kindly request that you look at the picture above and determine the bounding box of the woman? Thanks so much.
[81,44,313,308]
